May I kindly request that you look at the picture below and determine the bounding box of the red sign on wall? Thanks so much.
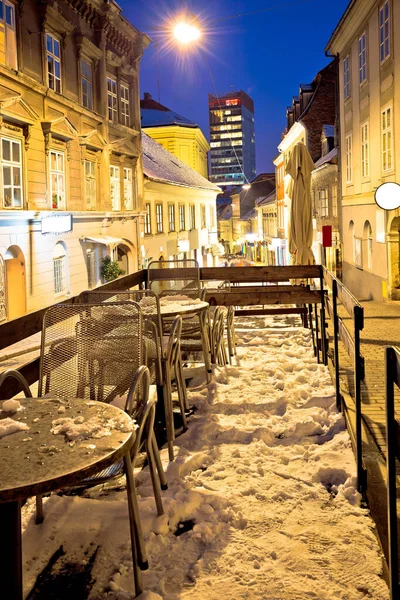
[322,225,332,247]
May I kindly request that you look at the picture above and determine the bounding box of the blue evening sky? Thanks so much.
[120,0,349,174]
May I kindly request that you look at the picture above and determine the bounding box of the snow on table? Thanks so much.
[21,316,389,600]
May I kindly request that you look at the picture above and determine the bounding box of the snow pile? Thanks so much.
[51,414,134,442]
[0,416,29,438]
[2,398,22,413]
[21,316,388,599]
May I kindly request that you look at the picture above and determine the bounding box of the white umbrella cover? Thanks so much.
[286,142,316,265]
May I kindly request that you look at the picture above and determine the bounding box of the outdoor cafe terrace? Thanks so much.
[0,264,397,600]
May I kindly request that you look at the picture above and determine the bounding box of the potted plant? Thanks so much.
[100,256,125,282]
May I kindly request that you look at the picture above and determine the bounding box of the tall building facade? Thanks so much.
[326,0,400,301]
[208,91,256,188]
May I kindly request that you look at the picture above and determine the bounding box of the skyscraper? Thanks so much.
[208,90,256,189]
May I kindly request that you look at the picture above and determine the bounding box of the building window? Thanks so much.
[189,204,196,230]
[123,167,133,210]
[81,59,93,110]
[201,204,206,228]
[50,150,65,209]
[120,84,130,127]
[179,204,185,231]
[1,138,22,208]
[343,55,350,100]
[86,249,96,289]
[168,204,175,232]
[0,1,16,69]
[84,160,96,209]
[210,205,216,228]
[361,121,369,178]
[379,1,390,63]
[156,203,163,233]
[107,77,117,122]
[46,33,61,93]
[319,188,328,217]
[345,134,352,183]
[364,221,372,270]
[110,165,120,210]
[332,184,338,218]
[53,243,67,296]
[144,203,151,234]
[359,33,367,84]
[381,105,393,172]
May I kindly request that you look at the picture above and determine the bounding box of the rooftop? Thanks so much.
[141,93,198,129]
[141,132,220,192]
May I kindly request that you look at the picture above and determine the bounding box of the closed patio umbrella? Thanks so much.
[286,142,316,265]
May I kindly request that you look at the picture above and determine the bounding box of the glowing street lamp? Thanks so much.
[173,21,201,45]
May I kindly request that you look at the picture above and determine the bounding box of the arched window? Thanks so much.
[53,242,68,296]
[349,220,355,262]
[363,220,372,270]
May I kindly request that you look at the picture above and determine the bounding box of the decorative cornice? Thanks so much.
[75,34,103,61]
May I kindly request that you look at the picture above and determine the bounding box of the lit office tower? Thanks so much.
[208,90,256,188]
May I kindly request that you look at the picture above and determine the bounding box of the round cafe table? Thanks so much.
[0,397,143,599]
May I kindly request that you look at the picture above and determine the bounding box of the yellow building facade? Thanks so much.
[0,0,148,320]
[141,93,209,179]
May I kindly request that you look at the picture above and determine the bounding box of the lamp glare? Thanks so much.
[242,184,251,190]
[173,22,201,44]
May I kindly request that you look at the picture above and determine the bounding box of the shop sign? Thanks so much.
[41,214,72,235]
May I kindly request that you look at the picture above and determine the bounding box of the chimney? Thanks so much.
[143,92,152,101]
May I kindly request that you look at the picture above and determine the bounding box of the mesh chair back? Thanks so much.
[79,289,163,341]
[39,303,143,403]
[147,259,200,294]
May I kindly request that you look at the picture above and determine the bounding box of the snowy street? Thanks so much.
[22,316,389,600]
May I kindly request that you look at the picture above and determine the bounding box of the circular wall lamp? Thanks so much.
[374,182,400,210]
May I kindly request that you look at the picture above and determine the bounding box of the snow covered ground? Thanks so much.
[21,315,389,599]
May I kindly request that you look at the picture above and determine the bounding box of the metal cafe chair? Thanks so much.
[147,259,201,295]
[39,302,143,404]
[36,303,167,521]
[79,290,163,392]
[79,292,188,460]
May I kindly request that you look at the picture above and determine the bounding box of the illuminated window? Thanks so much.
[343,55,350,100]
[110,165,120,210]
[0,1,16,69]
[361,121,369,178]
[319,188,328,217]
[84,160,96,209]
[179,204,185,230]
[201,204,206,228]
[46,33,61,93]
[332,184,338,218]
[107,77,117,122]
[120,83,130,126]
[81,59,93,109]
[379,1,390,63]
[345,134,352,183]
[144,203,151,234]
[53,243,67,296]
[189,204,195,229]
[123,167,133,210]
[156,203,163,233]
[168,204,175,231]
[358,33,367,84]
[1,137,22,208]
[381,105,392,172]
[50,150,65,209]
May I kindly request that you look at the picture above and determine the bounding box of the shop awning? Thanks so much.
[81,235,124,247]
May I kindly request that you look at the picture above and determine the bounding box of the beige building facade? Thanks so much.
[326,0,400,300]
[0,0,148,320]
